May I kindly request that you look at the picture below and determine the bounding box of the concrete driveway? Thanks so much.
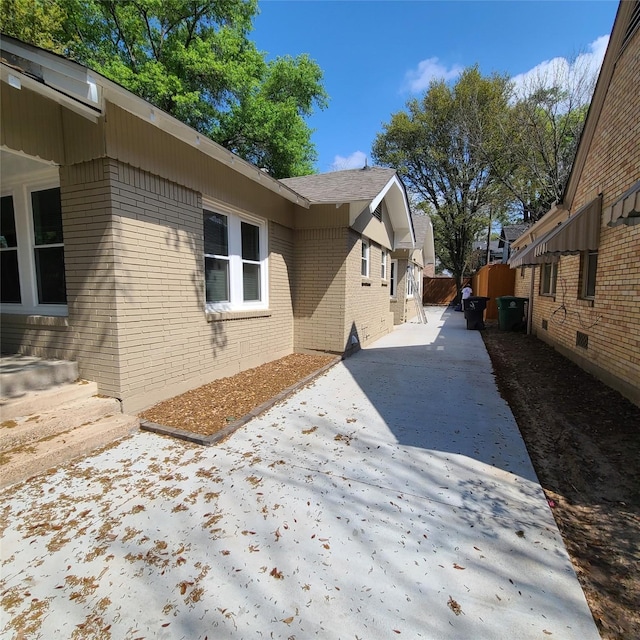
[0,307,600,639]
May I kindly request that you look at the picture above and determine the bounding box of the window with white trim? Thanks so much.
[580,250,598,299]
[1,181,67,314]
[361,238,370,277]
[540,262,558,296]
[389,259,397,297]
[381,249,387,280]
[203,207,268,311]
[406,264,415,298]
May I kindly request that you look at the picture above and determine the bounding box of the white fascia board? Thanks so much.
[1,63,101,122]
[1,39,102,110]
[375,176,415,248]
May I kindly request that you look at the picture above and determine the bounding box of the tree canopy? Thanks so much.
[372,62,593,284]
[372,67,512,287]
[0,0,328,178]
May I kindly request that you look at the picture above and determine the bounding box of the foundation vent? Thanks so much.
[576,331,589,349]
[541,319,548,330]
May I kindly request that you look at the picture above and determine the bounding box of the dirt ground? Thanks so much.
[482,322,640,640]
[138,329,639,639]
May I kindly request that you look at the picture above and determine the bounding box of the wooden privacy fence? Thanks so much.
[471,263,516,320]
[422,277,459,305]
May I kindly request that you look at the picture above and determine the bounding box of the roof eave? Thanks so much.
[0,35,310,209]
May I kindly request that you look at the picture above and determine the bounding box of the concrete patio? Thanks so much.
[0,306,600,639]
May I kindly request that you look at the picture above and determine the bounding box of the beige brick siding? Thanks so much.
[4,157,296,412]
[107,160,295,411]
[344,231,395,348]
[293,227,349,353]
[523,28,640,404]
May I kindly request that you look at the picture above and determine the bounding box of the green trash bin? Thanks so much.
[496,296,528,331]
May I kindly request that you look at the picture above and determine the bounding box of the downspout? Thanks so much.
[527,265,536,335]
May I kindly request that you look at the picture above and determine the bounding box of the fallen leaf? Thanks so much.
[447,596,463,616]
[453,563,465,570]
[282,616,294,625]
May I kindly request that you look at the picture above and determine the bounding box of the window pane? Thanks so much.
[1,196,18,248]
[35,246,66,304]
[203,212,228,256]
[205,257,229,302]
[586,252,598,297]
[32,188,63,245]
[241,222,260,261]
[390,262,396,296]
[1,251,21,303]
[243,263,261,301]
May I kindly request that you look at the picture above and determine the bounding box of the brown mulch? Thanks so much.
[139,353,336,436]
[482,321,640,640]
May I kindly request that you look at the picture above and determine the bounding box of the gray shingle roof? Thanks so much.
[280,166,397,203]
[500,224,529,242]
[396,214,430,249]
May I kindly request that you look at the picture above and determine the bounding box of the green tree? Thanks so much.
[486,60,594,223]
[0,0,67,51]
[1,0,328,178]
[372,67,512,290]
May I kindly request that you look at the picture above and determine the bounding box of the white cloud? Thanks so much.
[404,57,464,93]
[511,35,609,101]
[330,150,367,171]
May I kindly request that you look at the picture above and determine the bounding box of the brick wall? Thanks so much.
[345,231,395,348]
[524,28,640,405]
[105,160,296,411]
[293,227,349,353]
[13,158,298,412]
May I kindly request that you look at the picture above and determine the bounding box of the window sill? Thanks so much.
[206,309,272,323]
[0,313,69,327]
[577,297,595,307]
[539,293,556,299]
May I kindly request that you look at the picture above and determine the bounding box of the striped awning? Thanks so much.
[508,234,558,268]
[534,196,602,258]
[603,180,640,227]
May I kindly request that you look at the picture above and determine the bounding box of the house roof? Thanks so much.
[280,166,397,204]
[396,214,431,250]
[500,225,529,243]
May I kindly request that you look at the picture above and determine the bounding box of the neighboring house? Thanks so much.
[470,239,503,269]
[499,224,529,263]
[280,166,415,351]
[386,213,435,324]
[0,36,415,413]
[508,0,640,407]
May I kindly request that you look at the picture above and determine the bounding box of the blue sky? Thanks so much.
[251,0,619,173]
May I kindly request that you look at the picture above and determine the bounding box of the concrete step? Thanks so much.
[0,355,79,397]
[0,413,139,490]
[0,379,98,421]
[1,395,123,452]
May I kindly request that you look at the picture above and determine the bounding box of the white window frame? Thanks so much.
[1,171,68,316]
[361,238,370,278]
[406,264,415,299]
[203,199,269,312]
[389,259,398,298]
[381,249,387,280]
[540,261,558,296]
